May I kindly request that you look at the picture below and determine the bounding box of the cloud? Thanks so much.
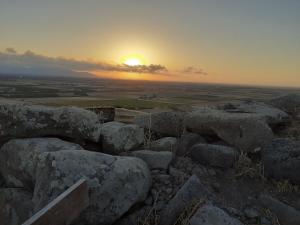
[181,66,207,75]
[0,49,168,77]
[5,48,17,54]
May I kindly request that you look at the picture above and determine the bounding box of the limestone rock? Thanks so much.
[185,108,273,152]
[150,137,177,152]
[269,93,300,115]
[259,195,300,225]
[176,132,206,156]
[159,175,210,225]
[0,188,34,225]
[261,138,300,184]
[191,144,238,169]
[134,111,184,137]
[131,150,173,170]
[0,104,102,143]
[100,121,144,154]
[0,138,83,189]
[33,150,151,225]
[189,204,244,225]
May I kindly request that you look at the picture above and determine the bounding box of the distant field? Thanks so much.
[44,98,179,110]
[1,76,300,111]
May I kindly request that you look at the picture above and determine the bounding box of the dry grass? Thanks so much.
[275,180,299,193]
[262,208,281,225]
[234,152,265,180]
[139,196,204,225]
[173,199,204,225]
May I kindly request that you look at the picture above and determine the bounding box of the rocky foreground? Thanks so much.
[0,94,300,225]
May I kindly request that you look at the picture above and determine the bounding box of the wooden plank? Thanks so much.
[22,179,89,225]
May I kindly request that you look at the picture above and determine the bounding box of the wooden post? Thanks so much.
[22,179,89,225]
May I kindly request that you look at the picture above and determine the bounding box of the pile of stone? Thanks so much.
[0,94,300,225]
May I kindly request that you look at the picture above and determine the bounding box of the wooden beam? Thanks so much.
[22,179,89,225]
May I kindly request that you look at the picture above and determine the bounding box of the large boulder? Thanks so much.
[134,111,184,137]
[190,144,238,169]
[0,104,102,144]
[0,188,34,225]
[259,195,300,225]
[100,121,144,154]
[185,108,273,152]
[150,137,178,152]
[131,150,173,170]
[33,150,151,225]
[269,93,300,115]
[176,132,206,156]
[0,138,83,189]
[261,138,300,184]
[219,101,290,126]
[189,204,244,225]
[159,175,211,225]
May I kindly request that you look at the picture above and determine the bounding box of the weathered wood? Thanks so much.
[22,179,89,225]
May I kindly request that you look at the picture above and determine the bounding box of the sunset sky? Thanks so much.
[0,0,299,87]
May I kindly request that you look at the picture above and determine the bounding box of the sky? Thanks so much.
[0,0,300,87]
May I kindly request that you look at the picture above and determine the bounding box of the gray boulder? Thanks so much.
[159,175,210,225]
[33,150,151,225]
[185,108,273,152]
[0,138,83,189]
[131,150,173,170]
[134,111,184,137]
[269,93,300,115]
[100,121,144,154]
[0,104,102,143]
[0,188,34,225]
[191,144,238,169]
[189,204,244,225]
[219,101,290,126]
[259,195,300,225]
[261,138,300,184]
[176,132,206,156]
[150,137,178,152]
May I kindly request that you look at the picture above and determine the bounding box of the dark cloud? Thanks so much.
[5,48,17,54]
[121,64,167,73]
[181,66,207,75]
[0,49,168,76]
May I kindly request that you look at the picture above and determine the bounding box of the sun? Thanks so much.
[122,54,146,67]
[124,58,142,66]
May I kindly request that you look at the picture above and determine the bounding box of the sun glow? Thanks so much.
[122,54,146,67]
[124,58,142,66]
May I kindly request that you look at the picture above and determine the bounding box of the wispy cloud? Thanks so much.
[181,66,208,75]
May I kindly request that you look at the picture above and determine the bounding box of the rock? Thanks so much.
[176,132,206,156]
[261,138,300,184]
[131,150,173,170]
[150,137,177,152]
[185,108,273,152]
[219,101,290,126]
[259,195,300,225]
[269,93,300,115]
[0,173,4,187]
[243,207,259,219]
[0,138,83,189]
[0,104,102,144]
[159,175,210,225]
[189,204,244,225]
[190,144,238,169]
[134,111,184,137]
[33,150,151,225]
[0,188,34,225]
[100,121,144,154]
